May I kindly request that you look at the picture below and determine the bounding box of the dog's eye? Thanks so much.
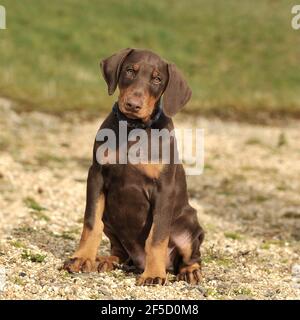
[126,69,135,77]
[153,76,161,84]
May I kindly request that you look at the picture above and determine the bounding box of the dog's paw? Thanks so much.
[96,256,119,272]
[176,263,202,285]
[136,274,167,286]
[63,257,96,273]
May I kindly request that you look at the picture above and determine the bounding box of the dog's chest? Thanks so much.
[102,164,158,196]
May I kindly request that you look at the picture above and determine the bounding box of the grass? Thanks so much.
[245,137,263,146]
[260,243,271,250]
[224,231,242,241]
[0,0,300,120]
[277,132,288,147]
[13,277,25,286]
[35,152,67,167]
[58,231,75,240]
[203,247,233,267]
[260,239,286,250]
[21,250,46,263]
[30,211,50,221]
[23,197,50,220]
[232,287,253,296]
[10,240,25,248]
[251,194,270,203]
[14,226,36,234]
[51,227,80,240]
[23,197,46,212]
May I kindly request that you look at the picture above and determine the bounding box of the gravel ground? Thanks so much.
[0,100,299,300]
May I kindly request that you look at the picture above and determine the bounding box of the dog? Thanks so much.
[64,48,204,285]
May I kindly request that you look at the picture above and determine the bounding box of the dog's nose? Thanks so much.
[125,100,142,112]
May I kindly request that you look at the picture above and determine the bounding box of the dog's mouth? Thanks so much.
[117,91,159,123]
[125,114,140,120]
[123,109,141,119]
[120,108,142,120]
[118,100,147,120]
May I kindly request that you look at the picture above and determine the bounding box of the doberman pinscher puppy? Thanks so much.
[64,48,204,285]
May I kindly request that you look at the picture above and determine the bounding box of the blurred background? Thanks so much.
[0,0,300,300]
[1,0,299,121]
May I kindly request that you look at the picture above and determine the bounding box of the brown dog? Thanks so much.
[64,48,204,285]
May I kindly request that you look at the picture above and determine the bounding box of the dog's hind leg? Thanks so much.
[171,205,204,284]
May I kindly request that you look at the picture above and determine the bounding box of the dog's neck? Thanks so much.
[112,99,163,129]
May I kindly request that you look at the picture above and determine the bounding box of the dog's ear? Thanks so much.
[163,63,192,117]
[100,48,134,95]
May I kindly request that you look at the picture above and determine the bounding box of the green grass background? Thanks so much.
[0,0,300,119]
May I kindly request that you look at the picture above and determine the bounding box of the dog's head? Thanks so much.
[100,48,192,121]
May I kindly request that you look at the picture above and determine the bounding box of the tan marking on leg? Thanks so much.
[173,231,193,265]
[177,239,202,271]
[179,262,200,274]
[136,224,169,285]
[64,194,104,273]
[176,238,202,284]
[96,255,120,272]
[179,243,193,265]
[73,194,104,259]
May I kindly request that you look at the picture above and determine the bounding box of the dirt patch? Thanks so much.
[0,105,299,299]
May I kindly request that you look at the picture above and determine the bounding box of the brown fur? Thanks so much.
[118,88,157,122]
[134,163,164,179]
[136,224,169,285]
[64,49,204,286]
[96,255,120,272]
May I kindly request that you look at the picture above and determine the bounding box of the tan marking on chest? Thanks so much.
[134,163,165,179]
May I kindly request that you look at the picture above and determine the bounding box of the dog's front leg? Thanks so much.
[136,184,174,286]
[64,163,104,273]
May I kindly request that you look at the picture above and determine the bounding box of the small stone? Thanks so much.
[37,187,44,194]
[98,287,111,296]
